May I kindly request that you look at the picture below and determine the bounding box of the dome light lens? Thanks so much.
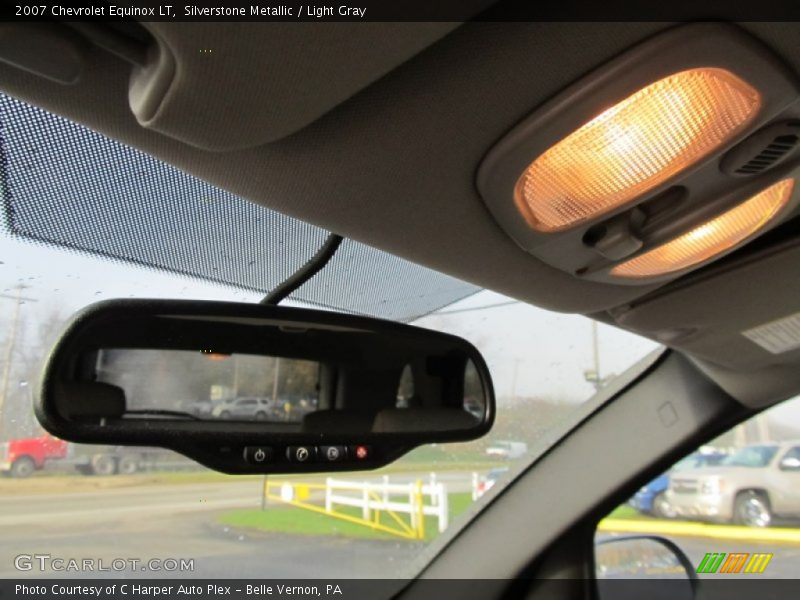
[611,179,794,278]
[515,68,761,232]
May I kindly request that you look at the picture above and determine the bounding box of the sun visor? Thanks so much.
[130,22,462,150]
[0,21,462,151]
[612,241,800,372]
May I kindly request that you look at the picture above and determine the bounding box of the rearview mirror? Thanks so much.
[35,300,494,474]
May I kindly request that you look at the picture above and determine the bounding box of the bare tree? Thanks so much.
[1,304,69,438]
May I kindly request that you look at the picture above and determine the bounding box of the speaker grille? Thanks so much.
[734,133,799,175]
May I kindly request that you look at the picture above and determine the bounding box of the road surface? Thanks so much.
[0,472,472,579]
[1,473,798,579]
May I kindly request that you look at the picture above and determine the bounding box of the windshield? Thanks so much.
[0,96,661,580]
[721,444,779,468]
[673,455,704,471]
[672,451,725,471]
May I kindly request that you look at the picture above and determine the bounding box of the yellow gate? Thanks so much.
[263,479,429,540]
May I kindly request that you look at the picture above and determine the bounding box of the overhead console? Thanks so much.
[478,24,800,287]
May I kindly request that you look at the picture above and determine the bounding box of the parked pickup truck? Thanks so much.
[0,434,184,477]
[629,448,729,518]
[665,441,800,527]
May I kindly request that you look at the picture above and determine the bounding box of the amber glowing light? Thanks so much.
[611,179,794,278]
[515,68,761,232]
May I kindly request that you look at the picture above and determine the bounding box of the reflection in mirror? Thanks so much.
[85,349,486,433]
[371,358,484,433]
[595,536,695,600]
[97,349,320,423]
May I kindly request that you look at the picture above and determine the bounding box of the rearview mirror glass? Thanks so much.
[35,300,495,474]
[98,349,322,423]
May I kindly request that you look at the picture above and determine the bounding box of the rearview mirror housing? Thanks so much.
[35,299,495,474]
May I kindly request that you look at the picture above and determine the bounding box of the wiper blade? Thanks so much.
[124,409,200,421]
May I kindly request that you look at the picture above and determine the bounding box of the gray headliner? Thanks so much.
[2,21,800,406]
[603,240,800,407]
[136,22,462,150]
[0,22,669,314]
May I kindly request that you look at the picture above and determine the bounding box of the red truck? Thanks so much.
[0,435,67,477]
[1,434,178,477]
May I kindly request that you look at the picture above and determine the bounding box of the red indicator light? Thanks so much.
[355,445,369,460]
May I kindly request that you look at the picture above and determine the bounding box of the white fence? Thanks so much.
[325,475,449,533]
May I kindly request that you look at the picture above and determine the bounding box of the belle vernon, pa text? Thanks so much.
[16,584,344,597]
[42,5,368,18]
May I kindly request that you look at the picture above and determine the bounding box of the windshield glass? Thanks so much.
[0,97,661,580]
[721,445,779,468]
[673,455,703,471]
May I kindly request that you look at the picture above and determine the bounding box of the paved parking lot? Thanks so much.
[1,476,798,580]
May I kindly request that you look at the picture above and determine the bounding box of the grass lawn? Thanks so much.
[605,505,652,520]
[0,460,500,495]
[218,492,475,542]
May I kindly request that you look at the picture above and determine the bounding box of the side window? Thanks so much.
[595,395,800,582]
[779,446,800,471]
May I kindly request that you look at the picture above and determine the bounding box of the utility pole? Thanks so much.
[755,414,771,443]
[584,321,603,391]
[592,321,601,386]
[0,284,37,431]
[510,360,520,404]
[734,422,748,447]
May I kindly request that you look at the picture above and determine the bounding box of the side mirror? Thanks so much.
[779,456,800,471]
[35,299,494,474]
[595,535,697,600]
